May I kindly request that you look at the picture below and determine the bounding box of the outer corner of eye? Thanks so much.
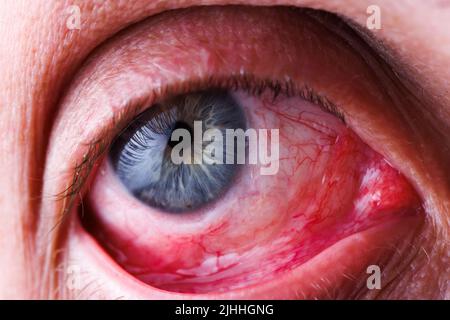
[70,6,429,300]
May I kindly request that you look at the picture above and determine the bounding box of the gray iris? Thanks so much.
[110,91,247,213]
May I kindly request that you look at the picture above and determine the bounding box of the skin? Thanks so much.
[0,0,448,299]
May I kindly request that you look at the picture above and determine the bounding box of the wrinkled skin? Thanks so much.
[0,0,448,299]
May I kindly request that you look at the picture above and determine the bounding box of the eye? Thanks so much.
[47,6,426,299]
[86,85,421,294]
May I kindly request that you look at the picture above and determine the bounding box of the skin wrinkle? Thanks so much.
[0,0,448,298]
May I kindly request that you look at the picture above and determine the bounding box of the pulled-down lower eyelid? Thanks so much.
[39,5,442,299]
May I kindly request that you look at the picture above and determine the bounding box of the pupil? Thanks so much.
[167,121,193,148]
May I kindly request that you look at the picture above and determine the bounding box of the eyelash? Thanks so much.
[57,73,345,220]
